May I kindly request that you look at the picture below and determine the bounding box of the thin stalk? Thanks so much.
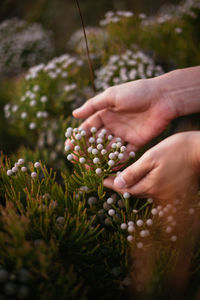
[75,0,96,92]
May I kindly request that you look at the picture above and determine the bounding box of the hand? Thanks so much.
[73,78,176,151]
[104,132,200,202]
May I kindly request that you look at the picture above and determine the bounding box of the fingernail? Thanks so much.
[114,175,126,189]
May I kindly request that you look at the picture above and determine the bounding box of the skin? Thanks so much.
[72,66,200,200]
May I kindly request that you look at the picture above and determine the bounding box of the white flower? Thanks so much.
[31,172,37,179]
[151,208,158,215]
[108,209,115,216]
[30,100,36,107]
[81,130,86,136]
[12,167,18,173]
[128,225,135,233]
[136,219,144,227]
[79,157,86,164]
[33,85,40,92]
[21,112,27,119]
[108,160,115,167]
[93,157,100,164]
[67,154,73,161]
[75,133,81,140]
[21,166,27,172]
[127,235,134,242]
[34,162,40,168]
[64,145,71,152]
[89,137,95,143]
[107,197,114,204]
[97,144,103,150]
[118,153,124,160]
[92,149,98,155]
[101,149,107,155]
[129,151,135,158]
[74,145,80,151]
[95,168,102,175]
[111,143,117,149]
[12,105,18,112]
[120,146,126,152]
[7,170,13,176]
[137,242,143,249]
[18,158,24,165]
[108,135,113,141]
[40,96,48,103]
[91,127,97,133]
[146,219,153,226]
[120,223,127,230]
[171,235,177,242]
[87,147,93,153]
[123,192,130,199]
[109,153,115,160]
[29,122,36,130]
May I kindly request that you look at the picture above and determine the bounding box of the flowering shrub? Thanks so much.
[94,49,163,91]
[0,18,54,77]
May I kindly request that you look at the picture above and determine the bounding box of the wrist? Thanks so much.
[155,67,200,119]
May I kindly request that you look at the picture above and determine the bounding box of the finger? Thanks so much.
[73,89,115,119]
[113,152,154,189]
[79,112,104,134]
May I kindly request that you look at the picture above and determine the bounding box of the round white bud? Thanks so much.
[73,128,78,133]
[96,168,102,175]
[98,133,104,139]
[107,197,114,204]
[79,157,86,164]
[88,197,97,205]
[67,154,73,161]
[136,219,144,227]
[109,153,115,160]
[114,151,119,156]
[120,146,126,152]
[31,172,37,179]
[21,112,27,119]
[65,131,71,138]
[129,151,135,158]
[7,170,13,176]
[146,219,153,226]
[116,137,122,142]
[97,144,103,150]
[89,137,95,143]
[97,138,103,144]
[167,216,173,222]
[108,135,113,141]
[18,158,24,165]
[12,167,18,173]
[140,230,147,237]
[128,221,134,226]
[21,166,27,172]
[128,226,135,233]
[91,127,97,133]
[40,96,48,103]
[116,142,122,148]
[151,208,158,215]
[120,223,127,230]
[166,226,172,233]
[92,149,98,155]
[118,153,124,160]
[108,160,115,167]
[93,157,100,164]
[137,242,143,249]
[29,122,36,130]
[74,145,80,151]
[88,147,93,153]
[101,149,107,155]
[127,235,133,242]
[75,134,81,140]
[34,162,40,168]
[64,145,71,152]
[81,130,86,136]
[111,143,117,149]
[171,235,177,242]
[101,129,107,135]
[147,198,153,203]
[108,209,115,216]
[123,192,130,199]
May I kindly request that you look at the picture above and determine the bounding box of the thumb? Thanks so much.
[114,152,154,189]
[73,88,114,119]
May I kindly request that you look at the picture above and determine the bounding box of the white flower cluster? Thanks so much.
[26,53,83,81]
[94,49,163,91]
[65,126,135,176]
[99,11,134,26]
[4,53,84,130]
[0,18,54,76]
[179,0,200,18]
[6,159,40,179]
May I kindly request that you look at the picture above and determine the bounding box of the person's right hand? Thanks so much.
[73,78,176,151]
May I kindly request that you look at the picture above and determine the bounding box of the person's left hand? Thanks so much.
[104,131,200,202]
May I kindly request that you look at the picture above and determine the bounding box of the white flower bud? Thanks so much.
[67,154,73,161]
[171,235,177,242]
[97,138,103,144]
[18,158,24,165]
[129,151,135,158]
[108,209,115,216]
[40,96,48,103]
[151,208,158,215]
[89,137,95,143]
[21,166,27,172]
[101,149,107,155]
[79,157,86,164]
[34,162,40,168]
[92,149,98,155]
[140,230,147,237]
[147,198,153,203]
[108,135,113,141]
[111,143,117,149]
[123,192,130,199]
[97,144,103,150]
[107,197,114,204]
[81,130,86,136]
[88,197,97,205]
[127,235,133,242]
[108,160,115,167]
[109,153,115,160]
[87,147,93,153]
[128,221,134,226]
[21,112,27,119]
[73,128,78,133]
[65,131,71,138]
[31,172,37,178]
[101,129,107,135]
[91,127,97,133]
[116,137,122,142]
[118,153,124,160]
[136,219,144,227]
[146,219,153,226]
[96,168,102,175]
[75,134,81,140]
[120,146,126,152]
[120,223,127,230]
[128,226,135,233]
[12,167,18,173]
[166,226,172,233]
[74,145,80,151]
[7,170,13,176]
[93,157,100,164]
[116,142,122,148]
[29,122,36,130]
[64,145,71,152]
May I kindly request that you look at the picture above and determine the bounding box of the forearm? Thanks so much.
[155,66,200,119]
